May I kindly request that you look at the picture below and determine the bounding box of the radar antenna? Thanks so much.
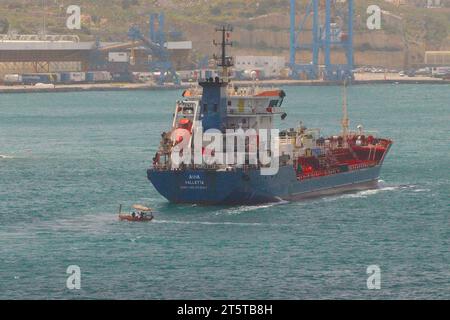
[213,25,234,82]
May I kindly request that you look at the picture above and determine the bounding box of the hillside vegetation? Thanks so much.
[1,0,450,67]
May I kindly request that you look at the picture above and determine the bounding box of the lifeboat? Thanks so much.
[178,118,193,131]
[171,119,193,146]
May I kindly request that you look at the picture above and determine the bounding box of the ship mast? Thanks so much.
[213,25,234,82]
[341,81,350,148]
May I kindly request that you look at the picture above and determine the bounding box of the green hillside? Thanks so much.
[1,0,450,66]
[1,1,449,38]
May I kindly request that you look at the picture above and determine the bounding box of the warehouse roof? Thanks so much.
[0,41,96,51]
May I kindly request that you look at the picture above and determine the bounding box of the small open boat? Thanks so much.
[118,204,154,222]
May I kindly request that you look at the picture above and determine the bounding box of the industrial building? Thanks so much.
[234,56,286,78]
[0,38,192,80]
[0,13,192,84]
[0,35,91,79]
[424,51,450,66]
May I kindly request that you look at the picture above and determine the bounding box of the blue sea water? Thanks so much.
[0,85,448,300]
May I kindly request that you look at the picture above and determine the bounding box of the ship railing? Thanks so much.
[152,163,266,172]
[296,160,378,180]
[228,106,282,115]
[152,164,169,171]
[298,168,340,181]
[279,137,295,144]
[228,86,257,96]
[348,161,377,171]
[228,107,256,115]
[239,164,260,171]
[227,85,280,97]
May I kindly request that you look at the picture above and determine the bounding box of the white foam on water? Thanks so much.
[153,219,265,227]
[274,197,291,205]
[153,219,299,228]
[216,199,290,216]
[322,185,402,202]
[333,182,432,200]
[129,235,144,242]
[0,154,14,159]
[360,186,397,196]
[394,184,433,194]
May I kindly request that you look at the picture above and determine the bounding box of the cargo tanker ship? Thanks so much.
[147,27,392,205]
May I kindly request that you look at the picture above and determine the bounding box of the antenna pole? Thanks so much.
[213,25,233,82]
[342,81,349,148]
[222,26,227,80]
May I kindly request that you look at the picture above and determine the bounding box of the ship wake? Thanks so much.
[153,219,298,228]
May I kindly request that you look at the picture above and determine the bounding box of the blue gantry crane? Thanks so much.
[290,0,354,81]
[128,12,180,85]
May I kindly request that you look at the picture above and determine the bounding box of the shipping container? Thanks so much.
[86,71,112,83]
[111,72,134,83]
[21,74,55,85]
[132,72,154,83]
[431,67,450,78]
[60,72,86,83]
[235,56,285,79]
[3,74,22,85]
[240,69,265,80]
[108,52,129,63]
[279,68,291,79]
[165,41,192,50]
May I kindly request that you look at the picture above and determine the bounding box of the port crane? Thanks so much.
[91,13,180,85]
[127,13,180,85]
[290,0,354,81]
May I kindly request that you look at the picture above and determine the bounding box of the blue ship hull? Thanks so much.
[147,165,383,205]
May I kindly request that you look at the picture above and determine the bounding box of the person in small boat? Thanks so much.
[131,212,136,218]
[139,212,146,219]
